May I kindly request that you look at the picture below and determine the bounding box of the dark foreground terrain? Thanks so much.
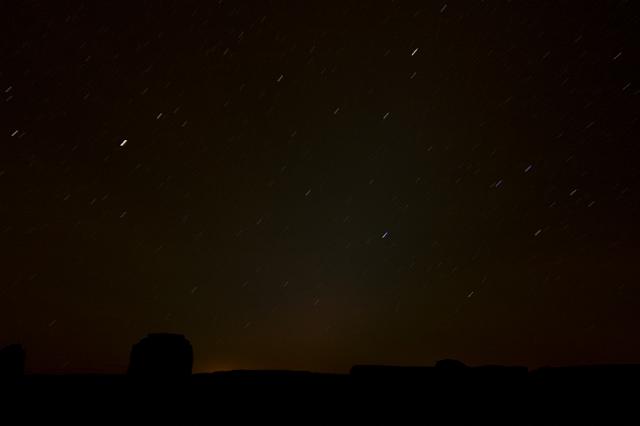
[2,364,640,424]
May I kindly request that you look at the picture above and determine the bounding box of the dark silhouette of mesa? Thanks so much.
[1,337,639,424]
[0,343,25,378]
[128,333,193,376]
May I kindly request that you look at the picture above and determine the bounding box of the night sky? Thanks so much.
[2,1,639,374]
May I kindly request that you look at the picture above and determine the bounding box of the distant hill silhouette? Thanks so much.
[0,344,25,378]
[127,333,193,376]
[435,358,467,369]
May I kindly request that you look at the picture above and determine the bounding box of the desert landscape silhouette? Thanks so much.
[2,335,640,424]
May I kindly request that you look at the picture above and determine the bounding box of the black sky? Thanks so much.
[1,0,639,373]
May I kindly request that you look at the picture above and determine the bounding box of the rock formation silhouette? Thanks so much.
[0,344,25,377]
[127,333,193,376]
